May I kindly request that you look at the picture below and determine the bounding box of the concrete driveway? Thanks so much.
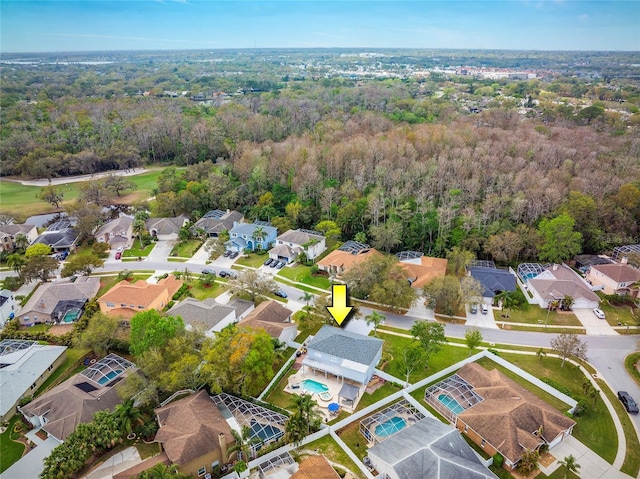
[82,446,142,479]
[146,240,175,261]
[465,304,499,329]
[573,308,618,335]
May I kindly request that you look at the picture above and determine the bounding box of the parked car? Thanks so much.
[115,252,122,260]
[116,246,125,252]
[470,303,478,314]
[618,391,639,414]
[59,251,69,260]
[276,261,285,269]
[481,303,488,315]
[274,289,288,298]
[270,260,279,268]
[229,251,239,259]
[593,308,606,319]
[264,258,273,267]
[219,270,237,279]
[202,268,215,275]
[223,250,232,257]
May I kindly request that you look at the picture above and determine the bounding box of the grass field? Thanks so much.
[278,265,331,290]
[123,243,155,257]
[500,303,582,327]
[236,252,270,268]
[0,169,165,218]
[170,240,203,258]
[0,416,26,474]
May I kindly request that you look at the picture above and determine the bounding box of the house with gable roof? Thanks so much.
[226,222,277,252]
[94,216,133,248]
[585,263,640,298]
[396,251,448,289]
[146,215,189,241]
[0,223,38,252]
[317,241,382,277]
[368,417,498,479]
[269,228,326,264]
[192,209,244,237]
[302,325,383,385]
[167,297,254,337]
[98,275,183,319]
[32,219,79,253]
[469,263,517,303]
[527,263,600,309]
[239,300,297,343]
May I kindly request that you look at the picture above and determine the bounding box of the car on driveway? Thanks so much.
[618,391,639,414]
[470,303,478,314]
[481,303,488,315]
[264,258,273,267]
[269,260,279,268]
[219,270,237,279]
[276,261,285,269]
[115,252,122,260]
[223,250,232,257]
[229,251,239,259]
[593,308,606,319]
[202,268,215,275]
[274,289,288,298]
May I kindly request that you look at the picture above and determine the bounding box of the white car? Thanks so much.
[593,308,606,319]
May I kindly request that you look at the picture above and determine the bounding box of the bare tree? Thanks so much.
[550,333,588,367]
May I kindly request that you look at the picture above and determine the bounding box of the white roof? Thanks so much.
[0,341,67,417]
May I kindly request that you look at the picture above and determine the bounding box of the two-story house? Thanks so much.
[0,224,38,252]
[586,263,640,298]
[269,229,326,264]
[98,275,183,319]
[225,222,277,253]
[192,209,244,237]
[93,216,133,249]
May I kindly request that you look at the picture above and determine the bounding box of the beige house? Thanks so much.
[317,242,382,277]
[94,216,133,248]
[153,390,235,478]
[239,300,297,343]
[98,275,183,319]
[397,252,448,289]
[0,224,38,251]
[586,263,640,297]
[146,215,189,241]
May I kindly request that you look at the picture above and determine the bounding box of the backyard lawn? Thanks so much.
[278,265,331,290]
[0,416,26,473]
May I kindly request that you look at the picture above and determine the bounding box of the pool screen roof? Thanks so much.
[0,339,36,356]
[212,393,288,442]
[203,209,226,219]
[339,240,370,254]
[360,399,426,443]
[424,374,484,414]
[612,244,640,265]
[257,451,296,477]
[517,263,546,282]
[81,353,135,386]
[396,251,423,261]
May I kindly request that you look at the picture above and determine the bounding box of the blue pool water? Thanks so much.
[521,272,538,281]
[374,417,407,437]
[250,420,283,442]
[98,369,123,385]
[438,394,465,414]
[63,310,81,323]
[300,379,329,394]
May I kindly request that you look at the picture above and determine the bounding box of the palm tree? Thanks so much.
[7,253,26,273]
[251,226,267,250]
[562,295,575,311]
[582,381,600,406]
[132,218,146,249]
[558,454,580,479]
[299,291,314,317]
[228,425,261,462]
[137,463,188,479]
[13,234,29,251]
[113,399,142,435]
[495,291,516,318]
[365,310,385,336]
[288,393,322,435]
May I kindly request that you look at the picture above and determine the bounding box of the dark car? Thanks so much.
[219,270,237,279]
[201,268,215,275]
[270,260,279,268]
[618,391,639,414]
[223,250,232,257]
[115,252,122,260]
[274,289,288,298]
[58,251,69,260]
[264,258,273,266]
[470,303,478,314]
[229,251,239,259]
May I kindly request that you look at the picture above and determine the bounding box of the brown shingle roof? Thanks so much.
[291,455,341,479]
[239,300,295,338]
[399,256,448,289]
[457,363,575,465]
[154,390,234,466]
[591,264,640,284]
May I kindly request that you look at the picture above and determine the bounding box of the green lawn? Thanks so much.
[236,252,270,268]
[263,368,298,411]
[185,280,228,300]
[0,169,165,219]
[597,299,637,327]
[278,265,331,290]
[123,243,155,258]
[476,354,618,466]
[0,416,26,473]
[500,303,582,327]
[300,436,365,479]
[135,441,162,459]
[355,382,401,410]
[34,347,90,397]
[293,311,326,342]
[376,332,472,384]
[170,240,203,258]
[625,352,640,388]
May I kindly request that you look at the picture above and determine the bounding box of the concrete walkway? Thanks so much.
[82,446,143,479]
[539,436,634,479]
[573,308,618,336]
[7,168,150,187]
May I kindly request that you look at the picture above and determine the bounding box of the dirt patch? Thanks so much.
[539,452,556,467]
[35,429,48,441]
[509,467,543,479]
[48,324,74,336]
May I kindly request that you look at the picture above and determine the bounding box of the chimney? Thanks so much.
[219,432,229,464]
[621,256,628,264]
[552,264,558,271]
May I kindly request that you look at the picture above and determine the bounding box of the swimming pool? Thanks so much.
[63,309,81,323]
[374,416,407,437]
[250,420,283,442]
[300,379,329,394]
[98,369,123,385]
[438,394,465,415]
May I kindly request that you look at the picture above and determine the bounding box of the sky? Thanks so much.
[1,1,639,53]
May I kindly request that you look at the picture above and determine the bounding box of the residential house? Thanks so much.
[168,298,243,337]
[192,209,244,237]
[425,362,576,470]
[94,216,133,249]
[0,289,17,327]
[469,265,517,304]
[527,263,600,309]
[396,251,448,289]
[153,390,235,478]
[368,417,498,479]
[586,263,640,298]
[239,300,297,343]
[317,241,382,277]
[0,339,67,422]
[32,220,79,252]
[302,325,383,385]
[21,354,136,441]
[98,275,183,319]
[18,276,100,326]
[146,214,189,241]
[291,455,341,479]
[0,223,38,251]
[226,222,277,252]
[269,229,327,264]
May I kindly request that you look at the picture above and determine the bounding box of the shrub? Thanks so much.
[172,284,190,300]
[493,453,504,468]
[487,348,501,356]
[92,242,110,258]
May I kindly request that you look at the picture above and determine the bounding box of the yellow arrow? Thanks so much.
[327,284,353,326]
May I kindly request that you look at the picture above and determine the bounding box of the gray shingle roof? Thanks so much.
[469,267,517,298]
[33,229,79,249]
[193,210,243,235]
[276,229,324,246]
[230,222,277,237]
[167,298,235,329]
[307,325,383,366]
[94,217,132,237]
[146,215,189,235]
[369,418,498,479]
[0,224,36,236]
[20,277,100,317]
